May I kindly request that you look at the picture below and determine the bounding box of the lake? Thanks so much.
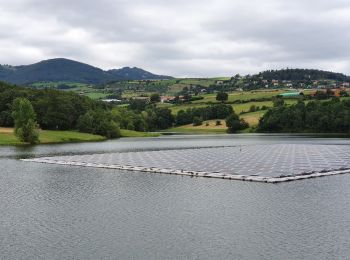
[1,134,350,259]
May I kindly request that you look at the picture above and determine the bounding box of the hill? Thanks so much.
[107,67,173,81]
[0,58,173,85]
[257,68,350,81]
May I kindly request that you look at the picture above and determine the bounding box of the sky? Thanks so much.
[1,0,350,77]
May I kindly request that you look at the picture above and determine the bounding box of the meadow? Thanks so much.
[0,128,159,145]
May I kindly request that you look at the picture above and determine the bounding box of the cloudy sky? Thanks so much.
[1,0,350,77]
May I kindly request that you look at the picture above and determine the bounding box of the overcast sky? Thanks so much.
[1,0,350,77]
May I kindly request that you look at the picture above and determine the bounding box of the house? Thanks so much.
[102,99,122,103]
[161,96,176,103]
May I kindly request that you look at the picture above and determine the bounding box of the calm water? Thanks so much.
[1,134,350,259]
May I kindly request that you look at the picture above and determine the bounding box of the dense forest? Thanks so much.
[258,98,350,133]
[257,69,350,81]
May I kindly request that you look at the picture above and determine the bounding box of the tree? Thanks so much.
[257,99,350,133]
[193,116,203,126]
[272,97,285,107]
[150,93,161,103]
[12,98,39,144]
[216,92,228,103]
[225,113,249,133]
[249,105,257,112]
[77,110,121,138]
[129,99,148,111]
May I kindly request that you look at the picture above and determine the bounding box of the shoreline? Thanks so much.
[0,129,160,146]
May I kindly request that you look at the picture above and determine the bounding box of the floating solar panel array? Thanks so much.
[22,144,350,183]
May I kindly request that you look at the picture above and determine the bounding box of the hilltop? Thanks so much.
[0,58,173,85]
[257,68,350,81]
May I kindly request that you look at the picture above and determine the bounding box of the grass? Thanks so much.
[240,110,266,127]
[120,129,160,137]
[85,92,109,99]
[165,119,227,134]
[192,89,286,104]
[164,109,266,134]
[0,133,21,145]
[39,130,106,144]
[0,128,160,146]
[0,129,106,145]
[165,126,227,134]
[167,99,299,115]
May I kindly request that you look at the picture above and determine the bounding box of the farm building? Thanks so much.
[277,92,304,98]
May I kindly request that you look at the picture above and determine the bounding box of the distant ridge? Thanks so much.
[0,58,173,85]
[257,68,350,81]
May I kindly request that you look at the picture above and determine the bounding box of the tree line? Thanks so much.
[258,98,350,133]
[1,82,249,142]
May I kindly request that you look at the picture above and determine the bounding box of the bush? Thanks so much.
[272,97,285,107]
[150,93,161,103]
[249,105,256,112]
[225,113,249,133]
[216,92,228,103]
[193,117,203,126]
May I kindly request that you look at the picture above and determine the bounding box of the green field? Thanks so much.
[0,129,106,145]
[165,99,298,115]
[192,89,286,103]
[85,92,109,99]
[120,129,160,137]
[165,110,265,134]
[165,126,227,134]
[240,110,267,126]
[0,128,160,146]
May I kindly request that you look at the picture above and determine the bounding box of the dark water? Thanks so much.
[1,135,350,259]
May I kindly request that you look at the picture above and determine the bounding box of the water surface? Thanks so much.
[1,134,350,259]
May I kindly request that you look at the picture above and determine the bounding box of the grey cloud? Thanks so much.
[1,0,350,77]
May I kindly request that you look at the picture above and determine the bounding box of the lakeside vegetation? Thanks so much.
[0,128,159,145]
[1,67,350,144]
[258,98,350,133]
[0,128,105,145]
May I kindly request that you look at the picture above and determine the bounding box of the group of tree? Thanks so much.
[205,69,350,91]
[175,104,234,126]
[257,69,350,82]
[0,81,177,140]
[258,98,350,133]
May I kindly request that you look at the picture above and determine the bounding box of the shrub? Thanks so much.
[193,117,203,126]
[225,113,249,133]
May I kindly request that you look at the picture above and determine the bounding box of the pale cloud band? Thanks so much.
[1,0,350,77]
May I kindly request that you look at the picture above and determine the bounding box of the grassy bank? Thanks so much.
[120,129,160,137]
[165,120,227,134]
[0,128,106,145]
[0,128,159,146]
[164,110,265,134]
